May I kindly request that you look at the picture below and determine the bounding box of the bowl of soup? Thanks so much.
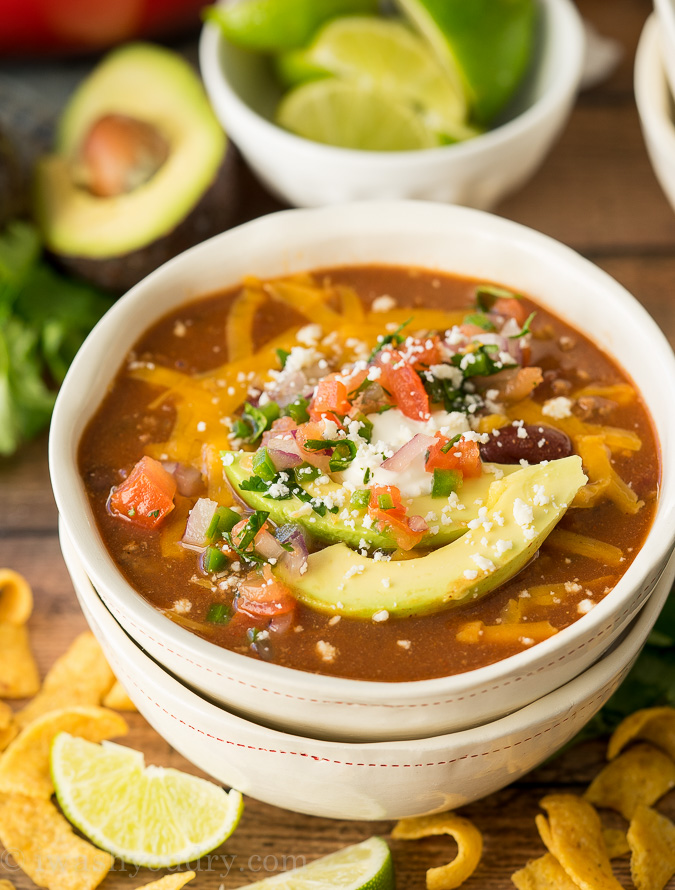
[62,515,675,820]
[49,202,675,743]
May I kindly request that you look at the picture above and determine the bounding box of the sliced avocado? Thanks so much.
[223,450,519,549]
[275,456,587,618]
[34,43,238,293]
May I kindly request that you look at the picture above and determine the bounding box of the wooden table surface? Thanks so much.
[2,0,675,887]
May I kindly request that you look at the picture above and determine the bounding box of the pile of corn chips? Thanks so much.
[513,706,675,890]
[0,569,157,890]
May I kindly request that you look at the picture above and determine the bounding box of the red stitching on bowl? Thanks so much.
[108,660,615,767]
[102,591,646,709]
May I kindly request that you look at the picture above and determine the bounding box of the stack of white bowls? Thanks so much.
[50,203,675,821]
[635,5,675,213]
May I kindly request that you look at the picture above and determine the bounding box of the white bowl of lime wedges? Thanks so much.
[199,0,584,208]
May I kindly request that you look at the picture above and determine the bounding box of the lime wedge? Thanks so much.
[276,17,475,141]
[51,733,243,867]
[395,0,537,125]
[204,0,378,51]
[233,837,394,889]
[277,79,441,151]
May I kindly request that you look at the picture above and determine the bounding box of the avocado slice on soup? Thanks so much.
[223,450,521,550]
[34,43,238,294]
[274,456,587,618]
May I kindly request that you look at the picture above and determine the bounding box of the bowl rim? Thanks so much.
[634,13,675,153]
[49,201,675,703]
[63,516,675,753]
[198,0,585,166]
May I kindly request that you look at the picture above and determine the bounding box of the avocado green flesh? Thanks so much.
[223,452,519,549]
[395,0,537,125]
[275,456,587,618]
[34,43,226,259]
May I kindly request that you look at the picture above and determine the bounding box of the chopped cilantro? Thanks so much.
[276,348,290,368]
[224,510,269,564]
[363,467,372,484]
[304,437,357,471]
[475,284,522,312]
[368,318,413,362]
[440,434,463,454]
[148,509,160,518]
[509,311,536,339]
[451,344,516,379]
[463,312,496,331]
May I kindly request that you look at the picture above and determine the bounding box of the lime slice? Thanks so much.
[51,733,243,867]
[233,837,394,889]
[204,0,378,52]
[275,17,475,141]
[277,79,441,151]
[395,0,537,125]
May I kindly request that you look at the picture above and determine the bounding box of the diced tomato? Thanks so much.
[109,456,176,528]
[309,376,352,422]
[492,297,528,326]
[343,367,369,397]
[376,351,430,421]
[367,484,423,551]
[405,335,441,369]
[377,513,425,551]
[236,566,297,618]
[368,484,406,518]
[424,435,482,479]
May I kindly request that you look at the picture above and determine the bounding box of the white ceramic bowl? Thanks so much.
[653,0,675,98]
[61,519,675,821]
[49,202,675,744]
[635,14,675,216]
[198,0,584,209]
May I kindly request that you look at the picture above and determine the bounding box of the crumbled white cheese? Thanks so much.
[493,539,514,556]
[463,569,478,580]
[471,553,496,572]
[542,396,573,419]
[371,295,397,312]
[296,324,322,346]
[173,598,192,614]
[577,599,595,614]
[222,452,234,466]
[428,363,463,388]
[372,609,389,622]
[397,639,411,650]
[316,640,337,662]
[173,321,187,337]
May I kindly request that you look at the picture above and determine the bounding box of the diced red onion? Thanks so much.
[408,515,429,533]
[162,460,203,497]
[381,434,436,472]
[266,370,308,407]
[255,529,287,561]
[268,612,294,635]
[182,497,218,548]
[276,523,309,577]
[266,435,304,470]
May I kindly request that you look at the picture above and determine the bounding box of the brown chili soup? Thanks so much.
[79,266,660,682]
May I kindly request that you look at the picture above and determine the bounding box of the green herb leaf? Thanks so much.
[475,284,522,313]
[276,348,290,369]
[463,312,496,331]
[509,311,536,340]
[368,318,413,362]
[451,344,516,379]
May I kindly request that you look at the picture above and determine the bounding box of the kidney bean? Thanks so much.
[479,424,574,464]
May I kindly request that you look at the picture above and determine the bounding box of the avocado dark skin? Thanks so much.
[51,142,240,295]
[0,128,27,226]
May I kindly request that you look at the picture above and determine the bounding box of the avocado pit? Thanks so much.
[75,114,170,198]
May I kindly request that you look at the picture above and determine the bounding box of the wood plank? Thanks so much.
[499,103,675,251]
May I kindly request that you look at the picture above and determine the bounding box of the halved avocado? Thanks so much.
[34,43,238,293]
[275,456,587,618]
[223,450,521,549]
